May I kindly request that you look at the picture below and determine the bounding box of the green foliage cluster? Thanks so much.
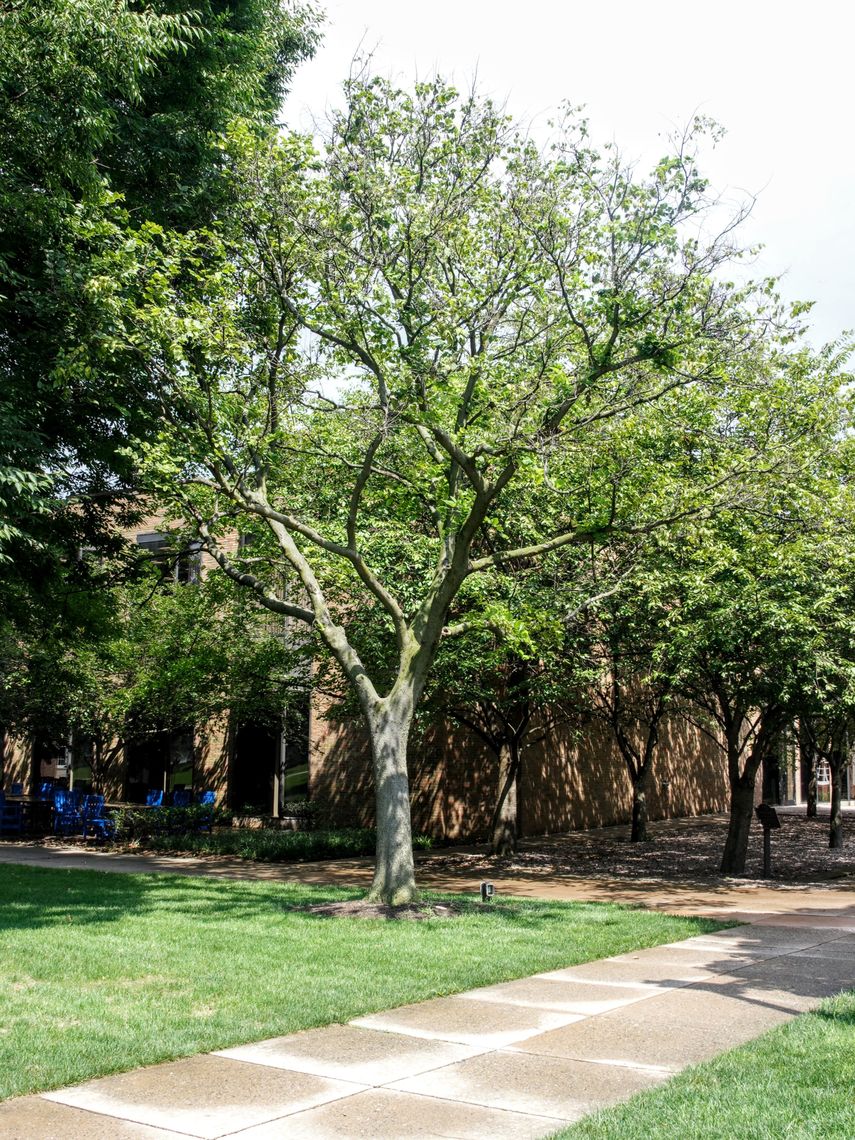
[131,826,433,862]
[0,0,317,593]
[111,803,228,840]
[0,570,309,785]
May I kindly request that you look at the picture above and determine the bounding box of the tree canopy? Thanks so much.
[88,73,841,901]
[0,0,317,579]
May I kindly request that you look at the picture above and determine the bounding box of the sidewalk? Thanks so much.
[1,839,853,1137]
[1,920,853,1138]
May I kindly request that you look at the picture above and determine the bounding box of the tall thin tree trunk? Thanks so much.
[800,732,817,817]
[365,696,418,905]
[630,771,650,843]
[93,736,103,794]
[807,759,818,818]
[829,753,844,850]
[720,779,756,876]
[490,738,520,856]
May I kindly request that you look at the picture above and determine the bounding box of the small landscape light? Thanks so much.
[480,881,495,903]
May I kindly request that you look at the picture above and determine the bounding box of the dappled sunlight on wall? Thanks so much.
[310,690,729,842]
[521,711,728,837]
[1,734,31,794]
[198,715,231,802]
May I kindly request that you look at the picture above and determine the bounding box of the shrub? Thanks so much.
[112,803,228,840]
[126,827,433,863]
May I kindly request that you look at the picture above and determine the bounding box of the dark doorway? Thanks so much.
[762,750,782,805]
[231,694,311,816]
[125,732,170,804]
[124,728,194,804]
[280,695,310,810]
[230,721,279,814]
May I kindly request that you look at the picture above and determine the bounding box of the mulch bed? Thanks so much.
[426,812,855,886]
[301,900,463,920]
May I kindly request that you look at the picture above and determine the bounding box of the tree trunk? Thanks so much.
[801,738,818,818]
[720,780,756,876]
[365,697,418,905]
[490,738,520,856]
[829,753,844,850]
[630,773,650,843]
[807,761,818,818]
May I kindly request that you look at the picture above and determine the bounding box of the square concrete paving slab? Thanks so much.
[228,1087,564,1139]
[790,935,855,960]
[456,975,657,1016]
[609,982,799,1039]
[351,996,583,1049]
[41,1054,365,1140]
[508,1005,742,1071]
[389,1048,667,1121]
[216,1025,483,1086]
[683,928,837,956]
[0,1097,189,1140]
[540,945,760,984]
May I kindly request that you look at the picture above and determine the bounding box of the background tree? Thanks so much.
[421,566,588,856]
[669,352,849,875]
[0,565,305,793]
[580,543,684,843]
[789,439,855,850]
[0,0,317,573]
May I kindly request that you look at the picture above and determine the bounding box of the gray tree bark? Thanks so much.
[720,779,756,875]
[828,752,844,850]
[490,738,520,856]
[365,695,418,904]
[630,773,650,843]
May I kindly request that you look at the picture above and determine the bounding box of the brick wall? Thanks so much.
[309,691,729,841]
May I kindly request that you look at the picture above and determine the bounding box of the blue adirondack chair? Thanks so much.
[196,789,215,832]
[0,791,24,836]
[52,789,82,836]
[10,783,23,796]
[172,789,191,807]
[146,789,164,807]
[37,781,54,800]
[81,795,115,840]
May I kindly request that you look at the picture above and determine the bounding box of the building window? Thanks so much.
[136,533,201,584]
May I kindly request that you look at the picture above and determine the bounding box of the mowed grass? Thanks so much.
[552,990,855,1140]
[0,865,723,1101]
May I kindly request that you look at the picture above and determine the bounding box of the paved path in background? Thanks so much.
[1,920,854,1139]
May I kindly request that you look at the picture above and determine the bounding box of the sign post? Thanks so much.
[754,803,781,878]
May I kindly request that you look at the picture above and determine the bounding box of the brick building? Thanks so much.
[0,513,756,839]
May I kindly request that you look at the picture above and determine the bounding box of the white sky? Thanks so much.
[284,0,854,349]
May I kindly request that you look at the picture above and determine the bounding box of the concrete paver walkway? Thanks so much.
[1,921,853,1139]
[2,840,854,1136]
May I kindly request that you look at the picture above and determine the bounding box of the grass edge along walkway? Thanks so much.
[0,863,727,1102]
[550,988,855,1140]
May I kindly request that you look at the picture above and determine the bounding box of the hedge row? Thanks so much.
[130,827,433,863]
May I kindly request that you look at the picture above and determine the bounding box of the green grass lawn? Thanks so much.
[0,865,723,1101]
[552,989,855,1140]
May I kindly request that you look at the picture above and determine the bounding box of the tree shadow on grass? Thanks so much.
[0,864,718,943]
[0,864,359,932]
